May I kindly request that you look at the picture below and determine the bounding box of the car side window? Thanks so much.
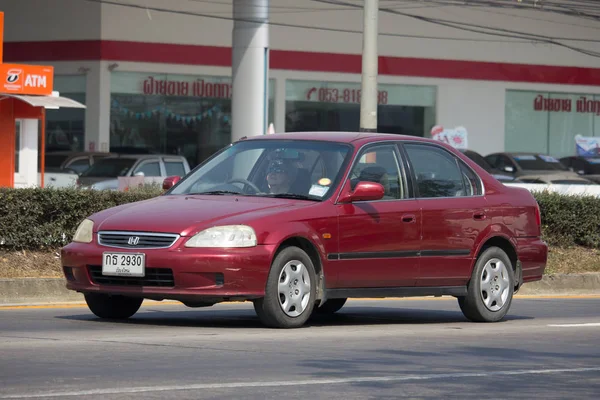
[134,161,161,176]
[165,161,186,177]
[459,161,483,196]
[349,144,405,200]
[404,144,473,198]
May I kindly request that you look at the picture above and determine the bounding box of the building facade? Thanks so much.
[3,0,600,169]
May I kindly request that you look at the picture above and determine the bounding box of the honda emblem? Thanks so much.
[127,236,140,246]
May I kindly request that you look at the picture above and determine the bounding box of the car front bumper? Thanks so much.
[60,238,276,303]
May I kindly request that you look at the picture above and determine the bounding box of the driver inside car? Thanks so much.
[266,158,298,194]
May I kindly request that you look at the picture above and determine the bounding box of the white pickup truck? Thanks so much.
[38,151,115,189]
[77,154,191,191]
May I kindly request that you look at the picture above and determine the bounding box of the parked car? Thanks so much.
[44,151,115,174]
[61,132,547,329]
[559,156,600,184]
[517,173,596,185]
[458,149,520,183]
[484,152,581,180]
[37,151,114,188]
[77,154,191,190]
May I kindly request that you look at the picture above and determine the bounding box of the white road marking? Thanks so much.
[547,323,600,327]
[1,367,600,399]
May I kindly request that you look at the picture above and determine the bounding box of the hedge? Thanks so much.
[1,187,599,251]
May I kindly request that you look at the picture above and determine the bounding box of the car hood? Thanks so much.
[93,195,311,237]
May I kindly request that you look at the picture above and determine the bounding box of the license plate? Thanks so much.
[102,252,145,277]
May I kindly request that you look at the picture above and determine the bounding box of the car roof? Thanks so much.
[100,154,184,160]
[240,131,445,146]
[45,151,114,156]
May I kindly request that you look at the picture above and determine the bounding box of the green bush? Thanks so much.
[534,191,600,248]
[0,187,162,250]
[1,187,599,251]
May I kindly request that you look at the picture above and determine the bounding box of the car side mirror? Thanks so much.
[503,166,515,173]
[162,175,181,190]
[134,171,145,177]
[339,181,385,203]
[577,170,585,175]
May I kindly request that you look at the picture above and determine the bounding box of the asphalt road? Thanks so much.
[1,296,599,399]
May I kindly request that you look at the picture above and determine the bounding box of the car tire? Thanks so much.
[314,298,347,315]
[84,293,143,319]
[458,246,515,323]
[253,246,317,329]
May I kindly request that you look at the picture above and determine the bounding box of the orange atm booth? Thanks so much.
[0,11,85,188]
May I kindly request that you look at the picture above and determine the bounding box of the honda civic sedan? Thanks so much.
[61,132,548,328]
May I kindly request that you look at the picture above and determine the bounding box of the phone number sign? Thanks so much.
[306,87,389,105]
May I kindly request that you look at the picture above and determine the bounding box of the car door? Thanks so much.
[334,143,421,288]
[402,142,486,287]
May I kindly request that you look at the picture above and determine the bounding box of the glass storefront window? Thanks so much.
[285,80,436,137]
[506,90,600,158]
[46,75,86,152]
[110,72,275,168]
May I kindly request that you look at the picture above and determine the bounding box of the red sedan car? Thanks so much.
[62,132,547,328]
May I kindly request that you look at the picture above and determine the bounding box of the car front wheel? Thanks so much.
[84,293,143,319]
[458,246,515,322]
[253,246,317,328]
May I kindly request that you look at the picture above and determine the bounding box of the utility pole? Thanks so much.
[359,0,379,132]
[231,0,269,141]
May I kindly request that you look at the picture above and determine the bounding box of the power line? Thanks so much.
[79,0,536,43]
[313,0,600,58]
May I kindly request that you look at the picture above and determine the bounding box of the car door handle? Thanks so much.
[402,214,416,223]
[473,211,487,220]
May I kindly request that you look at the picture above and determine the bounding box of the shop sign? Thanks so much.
[286,80,436,107]
[431,125,468,149]
[533,95,600,115]
[143,76,232,98]
[306,86,389,105]
[0,64,54,96]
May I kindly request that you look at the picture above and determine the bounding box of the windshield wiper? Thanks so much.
[188,190,242,196]
[264,193,318,201]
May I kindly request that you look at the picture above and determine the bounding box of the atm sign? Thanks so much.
[0,64,54,96]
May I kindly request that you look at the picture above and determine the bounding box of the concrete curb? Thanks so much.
[1,274,599,306]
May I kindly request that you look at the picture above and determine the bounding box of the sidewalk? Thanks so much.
[1,274,599,306]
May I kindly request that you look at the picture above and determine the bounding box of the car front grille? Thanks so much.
[98,231,179,249]
[88,266,175,287]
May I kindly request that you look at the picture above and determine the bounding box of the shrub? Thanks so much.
[534,191,600,248]
[0,187,162,250]
[1,187,600,251]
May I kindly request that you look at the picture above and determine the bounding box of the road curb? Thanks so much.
[1,274,599,306]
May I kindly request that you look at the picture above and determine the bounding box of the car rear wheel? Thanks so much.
[458,246,515,322]
[314,298,347,315]
[253,246,316,328]
[84,293,143,319]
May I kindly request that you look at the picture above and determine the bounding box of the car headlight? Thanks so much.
[185,225,257,248]
[73,219,94,243]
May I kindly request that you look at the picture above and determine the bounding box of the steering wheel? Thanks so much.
[226,178,262,194]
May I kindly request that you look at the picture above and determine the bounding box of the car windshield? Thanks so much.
[462,151,493,172]
[168,139,353,201]
[512,154,569,171]
[80,158,136,177]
